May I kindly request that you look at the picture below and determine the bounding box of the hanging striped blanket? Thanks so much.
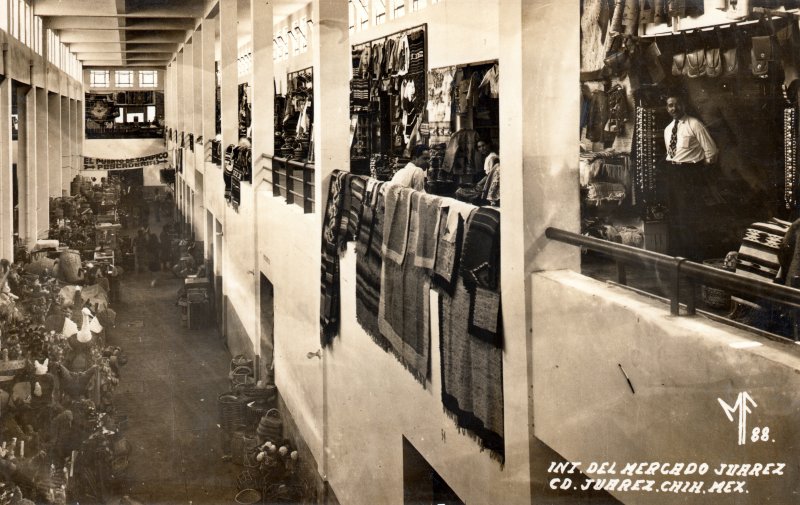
[732,218,792,306]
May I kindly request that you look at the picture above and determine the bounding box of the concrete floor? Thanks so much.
[107,248,239,504]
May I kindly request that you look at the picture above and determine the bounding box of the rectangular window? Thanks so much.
[12,0,18,38]
[146,105,156,122]
[115,70,134,88]
[115,107,125,123]
[374,0,386,25]
[139,70,158,88]
[394,0,405,18]
[90,70,110,88]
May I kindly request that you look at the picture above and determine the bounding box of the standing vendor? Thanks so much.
[664,94,718,260]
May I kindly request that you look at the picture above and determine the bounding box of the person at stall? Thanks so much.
[455,154,501,205]
[390,145,431,192]
[160,226,172,271]
[133,229,148,274]
[147,232,161,287]
[663,93,718,260]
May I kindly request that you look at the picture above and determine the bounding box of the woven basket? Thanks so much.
[240,384,277,403]
[231,366,255,389]
[234,488,262,505]
[218,392,247,430]
[237,469,263,491]
[231,429,257,467]
[230,355,254,373]
[702,259,733,310]
[256,408,282,445]
[246,398,273,430]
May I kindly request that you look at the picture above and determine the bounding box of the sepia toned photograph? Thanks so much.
[0,0,799,504]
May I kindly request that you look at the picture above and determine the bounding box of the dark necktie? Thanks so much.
[669,121,679,158]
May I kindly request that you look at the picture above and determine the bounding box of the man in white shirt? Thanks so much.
[664,94,718,260]
[390,145,430,192]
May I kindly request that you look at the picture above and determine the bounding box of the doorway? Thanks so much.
[259,274,274,385]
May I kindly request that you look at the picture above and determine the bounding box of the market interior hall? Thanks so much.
[0,1,799,505]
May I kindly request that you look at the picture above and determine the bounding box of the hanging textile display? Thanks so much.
[634,106,658,208]
[427,66,456,145]
[356,181,387,345]
[785,107,797,210]
[377,186,431,386]
[320,171,350,347]
[439,209,504,464]
[223,145,235,204]
[238,84,252,140]
[350,25,427,171]
[460,208,502,346]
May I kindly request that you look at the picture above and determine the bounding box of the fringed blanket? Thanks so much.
[356,182,388,347]
[377,186,431,386]
[460,208,502,347]
[440,278,504,464]
[320,171,348,347]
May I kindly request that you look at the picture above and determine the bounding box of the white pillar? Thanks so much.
[61,96,71,196]
[48,91,62,198]
[201,13,216,261]
[35,87,49,239]
[251,0,274,168]
[220,0,238,149]
[19,86,36,247]
[0,77,13,259]
[312,0,351,217]
[70,99,80,187]
[498,1,580,501]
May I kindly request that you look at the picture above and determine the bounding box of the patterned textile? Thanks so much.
[461,208,501,292]
[381,185,413,265]
[356,182,387,345]
[348,176,367,242]
[433,204,473,295]
[413,192,443,271]
[378,187,431,386]
[223,145,235,203]
[732,219,791,307]
[440,278,504,464]
[785,107,797,210]
[320,171,349,347]
[460,208,502,347]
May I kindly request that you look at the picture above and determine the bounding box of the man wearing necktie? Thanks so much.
[664,94,718,260]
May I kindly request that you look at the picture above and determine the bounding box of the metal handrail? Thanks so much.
[545,227,800,316]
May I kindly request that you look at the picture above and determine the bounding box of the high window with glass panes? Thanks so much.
[139,71,158,88]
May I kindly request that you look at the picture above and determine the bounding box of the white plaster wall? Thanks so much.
[256,189,324,466]
[533,270,800,505]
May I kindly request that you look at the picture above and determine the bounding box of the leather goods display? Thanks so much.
[751,35,777,78]
[672,52,687,76]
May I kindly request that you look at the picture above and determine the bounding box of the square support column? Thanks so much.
[48,92,62,198]
[35,87,49,239]
[19,86,36,248]
[312,0,351,219]
[61,96,71,196]
[0,77,13,259]
[498,1,580,502]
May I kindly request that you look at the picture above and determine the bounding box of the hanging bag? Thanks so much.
[723,24,740,77]
[672,33,688,76]
[686,30,707,78]
[705,27,724,78]
[751,15,779,79]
